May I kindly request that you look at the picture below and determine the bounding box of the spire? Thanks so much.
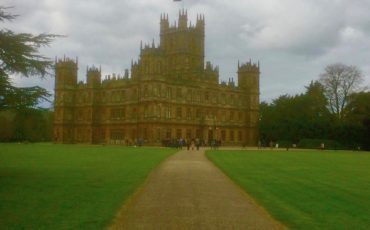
[178,8,188,29]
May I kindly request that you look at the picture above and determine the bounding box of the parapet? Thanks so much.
[238,60,260,73]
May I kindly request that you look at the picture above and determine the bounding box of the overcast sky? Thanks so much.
[3,0,370,105]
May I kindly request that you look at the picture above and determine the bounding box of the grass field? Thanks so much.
[0,143,176,230]
[207,150,370,230]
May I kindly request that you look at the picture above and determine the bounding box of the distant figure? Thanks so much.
[258,140,261,149]
[269,141,273,149]
[195,138,200,150]
[186,139,190,150]
[320,143,325,150]
[191,139,195,151]
[275,143,279,149]
[211,139,216,149]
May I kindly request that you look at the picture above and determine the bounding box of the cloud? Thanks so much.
[2,0,370,104]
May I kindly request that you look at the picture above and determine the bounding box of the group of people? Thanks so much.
[163,138,221,150]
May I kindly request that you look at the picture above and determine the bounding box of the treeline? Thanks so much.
[259,81,370,150]
[0,108,53,142]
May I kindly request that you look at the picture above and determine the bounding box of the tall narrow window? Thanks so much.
[176,107,182,119]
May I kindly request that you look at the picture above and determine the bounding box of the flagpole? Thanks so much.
[173,0,184,9]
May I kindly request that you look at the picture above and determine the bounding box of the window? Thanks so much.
[144,86,148,97]
[110,108,123,120]
[121,90,126,100]
[157,128,161,141]
[122,108,126,119]
[166,129,171,139]
[165,106,171,118]
[221,130,226,141]
[221,94,225,104]
[196,109,201,118]
[110,129,124,141]
[132,107,137,119]
[186,129,191,139]
[166,87,172,98]
[176,129,182,139]
[177,88,182,98]
[187,89,192,101]
[176,107,182,119]
[131,89,137,100]
[144,106,149,118]
[230,130,234,141]
[156,105,161,117]
[196,129,201,139]
[186,108,192,120]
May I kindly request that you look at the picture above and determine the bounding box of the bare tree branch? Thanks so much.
[319,63,364,120]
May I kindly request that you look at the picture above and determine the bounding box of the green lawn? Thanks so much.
[0,143,176,230]
[206,150,370,230]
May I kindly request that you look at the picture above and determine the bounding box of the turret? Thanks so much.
[237,60,260,91]
[55,57,78,89]
[54,57,77,144]
[86,66,101,88]
[160,13,169,33]
[196,14,205,32]
[178,9,188,29]
[124,69,129,78]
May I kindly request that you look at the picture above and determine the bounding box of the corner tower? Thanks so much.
[54,57,78,143]
[238,61,260,145]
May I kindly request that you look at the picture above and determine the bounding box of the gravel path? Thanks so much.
[108,148,286,230]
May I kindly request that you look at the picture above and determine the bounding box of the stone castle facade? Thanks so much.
[53,10,260,145]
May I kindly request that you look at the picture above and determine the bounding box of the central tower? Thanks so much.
[160,9,205,78]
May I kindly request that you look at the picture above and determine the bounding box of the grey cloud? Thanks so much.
[2,0,370,104]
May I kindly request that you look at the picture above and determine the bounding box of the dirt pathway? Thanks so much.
[108,148,285,230]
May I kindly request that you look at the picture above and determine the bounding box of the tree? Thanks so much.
[259,81,332,147]
[319,63,364,120]
[0,6,59,109]
[344,91,370,150]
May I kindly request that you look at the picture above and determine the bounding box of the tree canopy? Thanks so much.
[259,64,369,150]
[0,6,59,109]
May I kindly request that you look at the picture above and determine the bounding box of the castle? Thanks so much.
[53,10,260,146]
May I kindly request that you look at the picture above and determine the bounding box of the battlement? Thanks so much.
[160,9,204,33]
[55,56,78,89]
[55,56,78,68]
[140,40,161,55]
[205,61,219,73]
[238,60,260,73]
[87,65,100,74]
